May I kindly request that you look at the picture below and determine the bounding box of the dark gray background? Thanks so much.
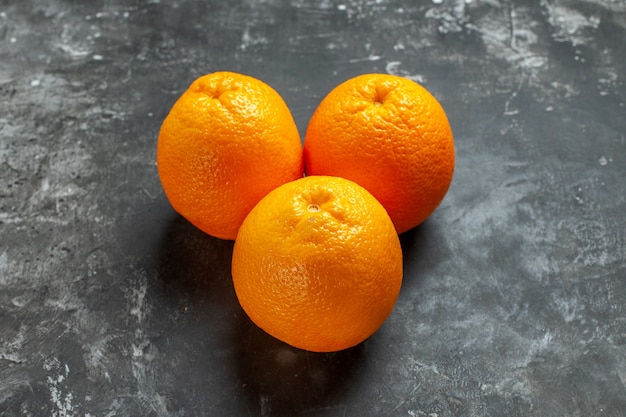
[1,1,625,416]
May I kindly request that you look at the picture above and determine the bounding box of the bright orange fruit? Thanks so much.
[231,175,403,352]
[304,73,455,233]
[156,71,303,240]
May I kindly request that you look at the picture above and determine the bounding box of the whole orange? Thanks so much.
[304,73,455,234]
[231,175,403,352]
[156,71,303,240]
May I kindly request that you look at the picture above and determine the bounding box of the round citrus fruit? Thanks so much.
[303,73,455,234]
[231,175,403,352]
[156,71,303,240]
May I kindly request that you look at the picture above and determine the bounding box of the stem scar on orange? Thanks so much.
[156,71,303,240]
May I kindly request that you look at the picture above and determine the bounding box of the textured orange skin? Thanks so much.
[304,74,455,234]
[156,72,303,240]
[232,176,403,353]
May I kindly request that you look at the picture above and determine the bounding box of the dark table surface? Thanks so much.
[1,1,625,416]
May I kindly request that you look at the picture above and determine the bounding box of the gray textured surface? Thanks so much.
[1,1,625,416]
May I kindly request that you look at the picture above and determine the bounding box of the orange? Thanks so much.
[231,175,403,352]
[156,71,303,240]
[304,73,455,234]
